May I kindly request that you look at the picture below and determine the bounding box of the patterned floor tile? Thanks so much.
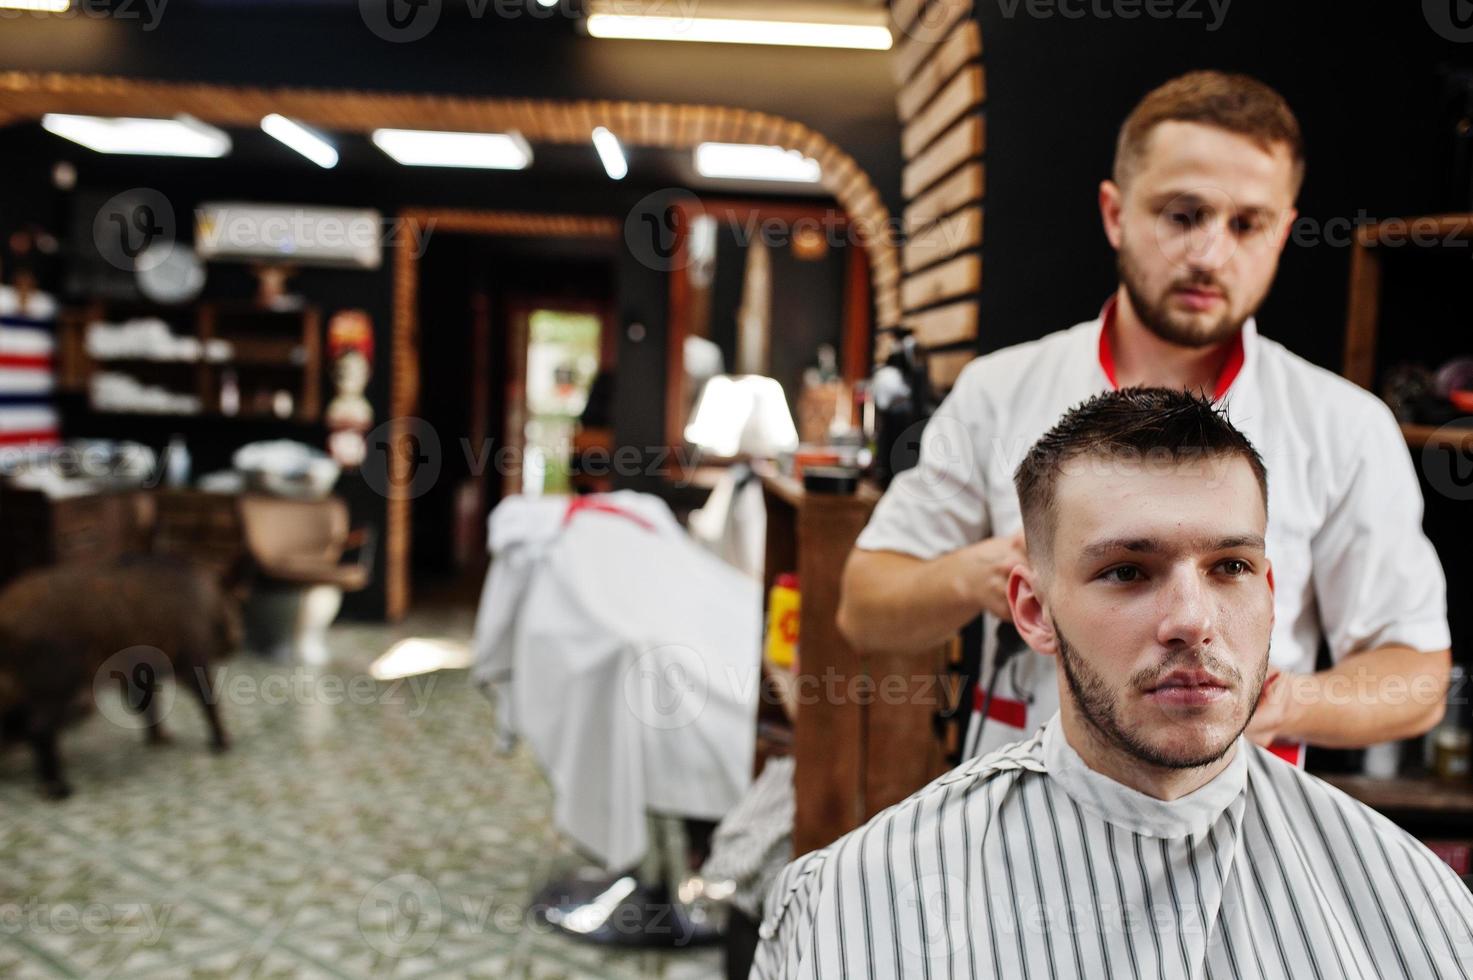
[0,605,724,979]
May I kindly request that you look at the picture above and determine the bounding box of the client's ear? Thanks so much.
[1008,563,1059,657]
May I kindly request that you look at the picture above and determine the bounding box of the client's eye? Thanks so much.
[1218,558,1250,576]
[1101,565,1141,583]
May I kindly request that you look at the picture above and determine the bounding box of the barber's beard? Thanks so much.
[1054,620,1268,770]
[1117,244,1257,350]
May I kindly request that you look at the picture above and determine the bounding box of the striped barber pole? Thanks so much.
[0,288,60,449]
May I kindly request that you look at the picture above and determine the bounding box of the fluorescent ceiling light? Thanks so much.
[586,13,892,50]
[591,126,628,180]
[260,113,338,169]
[0,1,71,11]
[695,142,822,183]
[371,128,532,169]
[41,113,231,158]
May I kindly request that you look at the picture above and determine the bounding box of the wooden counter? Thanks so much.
[754,463,952,858]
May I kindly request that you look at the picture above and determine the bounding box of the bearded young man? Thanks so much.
[754,389,1473,980]
[839,71,1452,763]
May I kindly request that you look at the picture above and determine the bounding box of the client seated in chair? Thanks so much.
[753,389,1473,979]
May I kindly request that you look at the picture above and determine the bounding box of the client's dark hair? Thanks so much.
[1014,387,1267,562]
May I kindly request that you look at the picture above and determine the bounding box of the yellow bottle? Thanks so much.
[765,573,801,670]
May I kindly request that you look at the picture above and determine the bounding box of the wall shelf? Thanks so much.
[58,299,321,423]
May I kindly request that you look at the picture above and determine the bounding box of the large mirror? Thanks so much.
[664,197,873,455]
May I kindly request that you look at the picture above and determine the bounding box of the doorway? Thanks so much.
[410,228,617,603]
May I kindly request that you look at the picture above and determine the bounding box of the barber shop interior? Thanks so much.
[3,1,1473,978]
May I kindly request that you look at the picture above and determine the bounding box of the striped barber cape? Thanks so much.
[753,715,1473,979]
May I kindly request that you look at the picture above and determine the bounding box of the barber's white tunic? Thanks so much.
[751,715,1473,979]
[855,305,1451,764]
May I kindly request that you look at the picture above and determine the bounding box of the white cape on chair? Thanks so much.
[472,492,761,870]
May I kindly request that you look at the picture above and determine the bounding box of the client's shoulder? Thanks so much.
[1244,741,1468,870]
[759,731,1048,934]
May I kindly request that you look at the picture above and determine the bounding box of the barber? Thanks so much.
[839,70,1453,763]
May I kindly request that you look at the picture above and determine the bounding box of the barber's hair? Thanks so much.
[1114,70,1304,191]
[1014,387,1268,562]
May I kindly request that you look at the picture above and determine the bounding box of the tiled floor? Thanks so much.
[0,601,724,979]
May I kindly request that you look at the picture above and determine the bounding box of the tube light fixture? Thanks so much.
[40,113,231,158]
[0,1,71,11]
[371,128,533,169]
[586,12,892,50]
[591,126,628,180]
[694,142,822,183]
[260,114,339,169]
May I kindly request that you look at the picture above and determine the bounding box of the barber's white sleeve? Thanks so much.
[1310,398,1452,659]
[854,363,993,560]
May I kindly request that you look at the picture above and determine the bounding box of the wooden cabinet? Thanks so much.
[0,487,246,586]
[755,464,952,858]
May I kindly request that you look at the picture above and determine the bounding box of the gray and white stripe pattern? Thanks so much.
[752,715,1473,979]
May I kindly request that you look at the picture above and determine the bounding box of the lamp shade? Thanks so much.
[684,375,798,458]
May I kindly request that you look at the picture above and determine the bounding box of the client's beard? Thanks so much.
[1055,620,1268,770]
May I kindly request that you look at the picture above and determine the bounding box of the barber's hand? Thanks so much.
[1245,668,1299,747]
[965,530,1028,622]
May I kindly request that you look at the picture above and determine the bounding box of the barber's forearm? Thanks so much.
[836,548,986,655]
[1280,646,1451,748]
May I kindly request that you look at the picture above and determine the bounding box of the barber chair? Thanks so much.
[471,491,759,948]
[237,494,374,665]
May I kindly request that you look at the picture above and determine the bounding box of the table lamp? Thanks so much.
[683,374,799,458]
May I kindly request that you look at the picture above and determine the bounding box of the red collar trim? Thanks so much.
[1097,296,1246,401]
